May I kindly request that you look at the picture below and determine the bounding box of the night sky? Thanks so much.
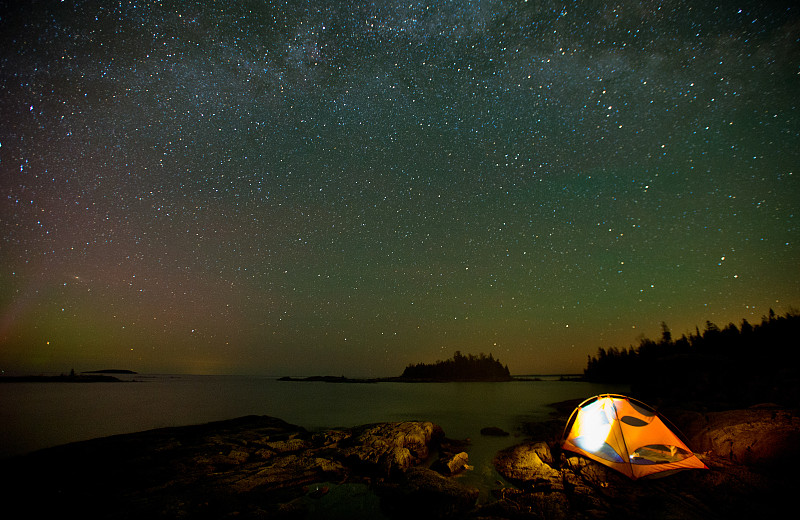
[1,0,798,377]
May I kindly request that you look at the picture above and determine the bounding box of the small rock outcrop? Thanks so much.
[480,426,510,436]
[339,421,443,475]
[446,451,471,473]
[494,441,560,482]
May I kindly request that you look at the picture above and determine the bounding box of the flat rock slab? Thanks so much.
[0,416,470,519]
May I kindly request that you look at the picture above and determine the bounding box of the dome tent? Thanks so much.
[561,394,707,479]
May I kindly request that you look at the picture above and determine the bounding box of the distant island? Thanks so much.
[397,351,513,382]
[281,351,513,383]
[83,369,138,374]
[278,375,384,383]
[0,369,125,383]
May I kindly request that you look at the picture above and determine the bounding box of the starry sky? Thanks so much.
[1,0,798,377]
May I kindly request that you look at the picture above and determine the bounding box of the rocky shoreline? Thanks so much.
[1,404,797,519]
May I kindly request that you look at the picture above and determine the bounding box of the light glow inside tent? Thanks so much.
[573,400,614,452]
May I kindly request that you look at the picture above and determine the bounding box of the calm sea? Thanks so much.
[0,374,626,491]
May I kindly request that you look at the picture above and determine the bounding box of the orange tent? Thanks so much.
[561,394,707,479]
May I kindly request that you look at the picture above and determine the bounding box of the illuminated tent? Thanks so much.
[561,394,707,479]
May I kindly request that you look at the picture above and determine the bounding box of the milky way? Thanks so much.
[1,1,798,376]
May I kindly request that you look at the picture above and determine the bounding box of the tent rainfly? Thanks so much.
[561,394,707,479]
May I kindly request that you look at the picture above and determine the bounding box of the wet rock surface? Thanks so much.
[1,406,796,519]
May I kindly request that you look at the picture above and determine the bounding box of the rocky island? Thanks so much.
[281,351,514,383]
[396,351,513,382]
[83,369,138,374]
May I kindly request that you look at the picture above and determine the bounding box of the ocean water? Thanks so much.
[0,374,626,491]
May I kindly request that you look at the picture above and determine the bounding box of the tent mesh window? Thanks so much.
[630,444,692,465]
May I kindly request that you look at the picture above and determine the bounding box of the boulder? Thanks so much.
[447,451,470,473]
[480,426,510,436]
[430,451,473,475]
[339,421,444,475]
[685,407,800,467]
[431,438,473,475]
[494,441,560,483]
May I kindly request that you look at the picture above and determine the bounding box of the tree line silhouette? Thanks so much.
[400,351,513,381]
[583,308,800,408]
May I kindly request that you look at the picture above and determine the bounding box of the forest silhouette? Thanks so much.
[400,351,513,382]
[583,308,800,408]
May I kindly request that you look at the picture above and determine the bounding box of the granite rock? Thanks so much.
[681,406,800,467]
[2,407,796,520]
[0,416,448,520]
